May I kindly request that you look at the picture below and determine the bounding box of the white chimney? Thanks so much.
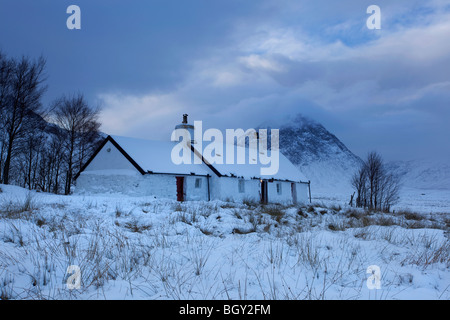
[175,114,195,144]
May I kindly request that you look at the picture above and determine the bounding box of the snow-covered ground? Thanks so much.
[312,186,450,215]
[0,184,448,300]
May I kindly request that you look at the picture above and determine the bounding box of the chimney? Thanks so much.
[175,114,195,144]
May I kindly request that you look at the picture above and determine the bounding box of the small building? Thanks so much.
[75,117,311,204]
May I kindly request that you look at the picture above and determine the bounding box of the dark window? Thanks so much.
[277,183,282,195]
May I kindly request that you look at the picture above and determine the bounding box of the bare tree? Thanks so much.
[351,151,400,212]
[366,151,383,210]
[0,51,14,183]
[351,165,367,208]
[32,132,66,194]
[19,124,47,190]
[1,52,102,195]
[379,171,401,212]
[50,94,101,194]
[0,55,47,185]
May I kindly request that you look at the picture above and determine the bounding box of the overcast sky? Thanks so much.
[1,0,449,161]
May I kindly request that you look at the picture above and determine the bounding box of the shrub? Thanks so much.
[345,208,363,219]
[377,216,396,226]
[398,210,424,221]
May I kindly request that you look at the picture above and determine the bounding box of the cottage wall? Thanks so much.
[76,171,143,195]
[183,175,209,201]
[209,176,260,202]
[84,140,137,172]
[266,181,292,204]
[296,182,310,204]
[76,172,209,200]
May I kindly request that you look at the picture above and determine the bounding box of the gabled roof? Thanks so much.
[76,135,309,183]
[109,135,211,176]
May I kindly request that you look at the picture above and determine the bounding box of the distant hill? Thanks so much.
[386,159,450,190]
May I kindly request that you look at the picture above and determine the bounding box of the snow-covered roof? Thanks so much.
[110,135,211,176]
[194,142,309,182]
[103,135,308,182]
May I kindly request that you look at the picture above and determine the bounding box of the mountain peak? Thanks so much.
[256,113,362,195]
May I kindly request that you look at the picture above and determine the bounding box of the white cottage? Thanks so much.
[75,118,311,204]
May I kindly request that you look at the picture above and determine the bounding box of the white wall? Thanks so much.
[184,176,209,201]
[76,172,143,195]
[202,176,310,205]
[84,141,138,172]
[209,176,260,202]
[296,182,310,204]
[266,181,292,204]
[140,174,177,199]
[76,173,209,200]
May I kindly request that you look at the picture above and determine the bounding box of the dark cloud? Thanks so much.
[1,0,449,161]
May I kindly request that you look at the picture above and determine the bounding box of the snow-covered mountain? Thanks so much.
[387,159,450,190]
[272,115,450,197]
[258,114,363,197]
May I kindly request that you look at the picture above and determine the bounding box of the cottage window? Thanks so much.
[195,178,202,188]
[238,180,245,193]
[276,183,282,195]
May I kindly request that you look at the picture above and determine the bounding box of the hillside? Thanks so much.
[387,159,450,190]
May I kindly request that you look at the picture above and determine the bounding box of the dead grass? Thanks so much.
[220,202,238,209]
[124,221,152,233]
[260,205,285,219]
[0,192,37,219]
[402,240,450,269]
[327,221,346,232]
[396,209,425,221]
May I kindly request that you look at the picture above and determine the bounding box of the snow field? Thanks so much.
[0,184,448,300]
